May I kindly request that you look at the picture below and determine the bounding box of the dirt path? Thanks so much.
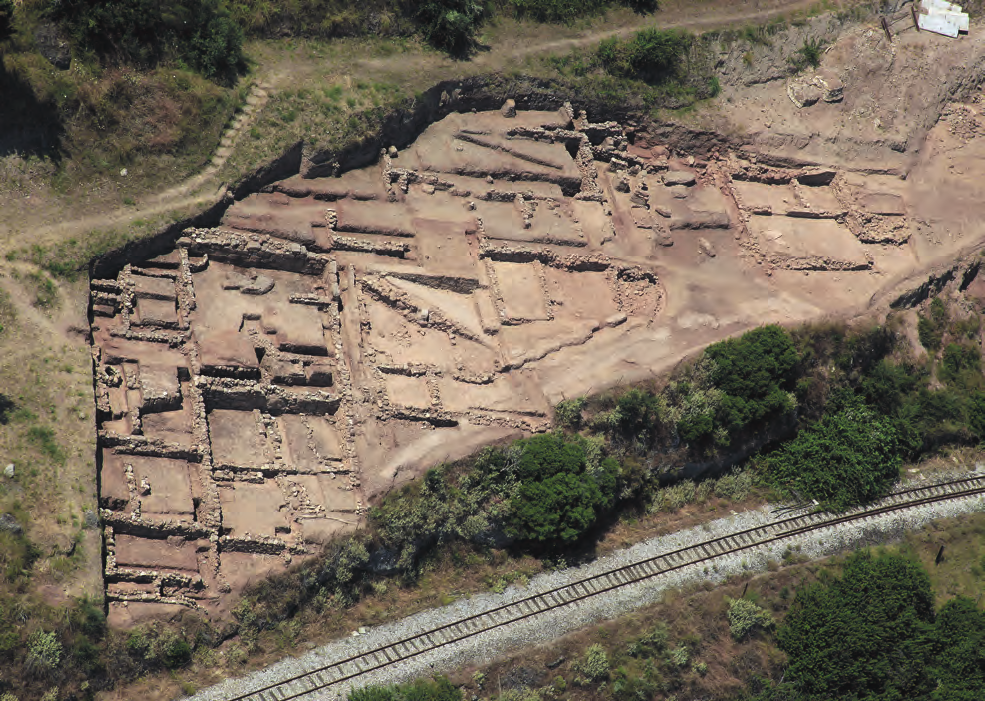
[14,81,270,255]
[20,0,821,255]
[474,0,823,65]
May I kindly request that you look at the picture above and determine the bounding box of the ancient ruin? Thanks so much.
[89,99,955,625]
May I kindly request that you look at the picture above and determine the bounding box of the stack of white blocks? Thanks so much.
[918,0,971,38]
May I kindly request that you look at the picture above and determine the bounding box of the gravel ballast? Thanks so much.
[192,478,985,701]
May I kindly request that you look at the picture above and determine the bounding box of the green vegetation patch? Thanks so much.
[758,398,901,511]
[767,551,985,700]
[350,676,461,701]
[52,0,245,83]
[546,26,721,112]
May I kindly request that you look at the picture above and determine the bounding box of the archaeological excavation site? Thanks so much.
[87,73,985,626]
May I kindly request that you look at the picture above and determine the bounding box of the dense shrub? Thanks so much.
[918,297,949,352]
[727,597,774,640]
[51,0,245,82]
[705,324,798,434]
[509,434,619,546]
[776,552,935,699]
[26,630,62,675]
[759,398,901,511]
[597,27,693,83]
[413,0,485,54]
[575,643,610,682]
[940,342,982,388]
[555,397,586,429]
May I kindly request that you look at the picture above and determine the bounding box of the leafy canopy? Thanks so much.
[51,0,245,82]
[705,324,798,432]
[508,433,618,546]
[759,397,901,511]
[773,551,985,701]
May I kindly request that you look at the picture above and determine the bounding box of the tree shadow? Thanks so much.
[0,394,14,424]
[0,55,64,162]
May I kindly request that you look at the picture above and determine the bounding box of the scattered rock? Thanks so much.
[655,231,675,247]
[3,463,13,478]
[814,69,844,102]
[663,171,697,187]
[787,80,823,108]
[501,99,517,118]
[388,145,399,158]
[669,185,690,199]
[241,275,275,295]
[546,656,566,669]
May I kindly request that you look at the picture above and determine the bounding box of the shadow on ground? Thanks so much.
[0,55,63,161]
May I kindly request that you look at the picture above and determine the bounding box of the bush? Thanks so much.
[777,552,936,699]
[575,643,610,682]
[26,630,62,674]
[52,0,245,82]
[508,434,618,546]
[940,342,982,388]
[706,325,798,434]
[414,0,485,54]
[159,632,192,669]
[349,675,461,701]
[759,398,901,510]
[597,27,693,83]
[509,0,608,22]
[789,36,825,71]
[555,397,586,429]
[727,597,774,640]
[627,623,668,658]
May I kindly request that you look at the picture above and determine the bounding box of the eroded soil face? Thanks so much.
[88,99,968,625]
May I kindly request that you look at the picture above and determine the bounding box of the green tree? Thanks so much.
[52,0,245,82]
[706,325,798,433]
[778,551,934,700]
[413,0,485,55]
[760,397,901,510]
[508,434,618,546]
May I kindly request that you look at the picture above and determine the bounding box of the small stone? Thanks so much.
[421,183,436,195]
[0,513,22,536]
[663,171,696,187]
[388,145,398,158]
[3,463,13,478]
[501,98,517,118]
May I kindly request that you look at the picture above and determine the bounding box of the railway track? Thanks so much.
[215,474,985,701]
